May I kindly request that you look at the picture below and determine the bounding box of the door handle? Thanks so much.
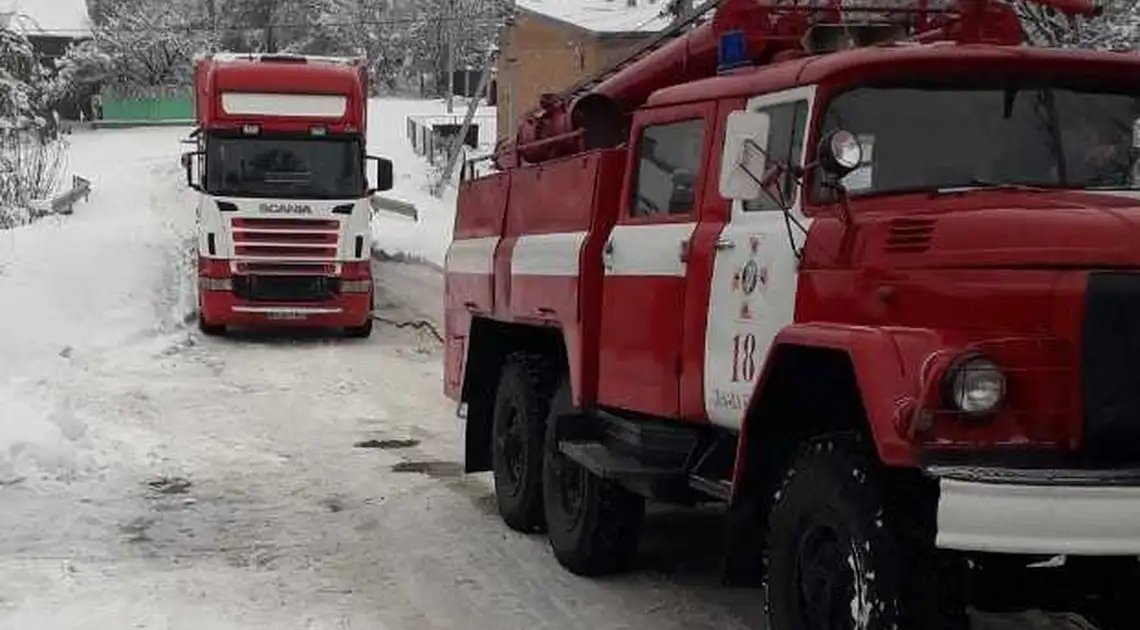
[715,237,736,251]
[603,239,615,269]
[679,238,690,263]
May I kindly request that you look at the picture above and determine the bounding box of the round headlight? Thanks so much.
[947,357,1006,414]
[828,130,863,171]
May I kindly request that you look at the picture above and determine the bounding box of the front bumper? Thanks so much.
[931,466,1140,556]
[200,290,372,328]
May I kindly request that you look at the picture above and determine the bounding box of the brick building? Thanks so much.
[496,0,671,140]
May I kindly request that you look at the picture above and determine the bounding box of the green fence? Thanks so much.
[95,87,194,125]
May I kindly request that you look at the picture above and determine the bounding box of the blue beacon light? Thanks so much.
[717,30,751,74]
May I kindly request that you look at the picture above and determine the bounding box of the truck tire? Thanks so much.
[344,317,373,339]
[198,313,225,337]
[542,382,645,576]
[491,353,558,533]
[765,433,967,630]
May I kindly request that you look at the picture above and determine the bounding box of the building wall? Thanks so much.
[496,11,651,142]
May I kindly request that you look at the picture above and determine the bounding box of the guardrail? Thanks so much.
[29,174,92,217]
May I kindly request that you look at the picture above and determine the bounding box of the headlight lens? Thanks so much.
[948,356,1006,414]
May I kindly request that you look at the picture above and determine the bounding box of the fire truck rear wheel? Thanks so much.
[542,392,645,576]
[490,353,558,533]
[765,433,967,630]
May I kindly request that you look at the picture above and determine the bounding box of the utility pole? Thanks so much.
[445,0,456,113]
[432,45,497,197]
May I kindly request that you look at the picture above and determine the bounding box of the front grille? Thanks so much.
[231,217,341,261]
[233,275,339,302]
[1081,272,1140,464]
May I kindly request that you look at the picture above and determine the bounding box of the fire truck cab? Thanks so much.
[445,1,1140,628]
[184,53,393,337]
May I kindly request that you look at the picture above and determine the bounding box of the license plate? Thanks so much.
[267,311,307,320]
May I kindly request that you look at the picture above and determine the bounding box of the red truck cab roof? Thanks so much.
[646,43,1140,108]
[194,53,369,135]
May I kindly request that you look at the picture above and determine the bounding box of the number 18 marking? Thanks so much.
[732,333,757,383]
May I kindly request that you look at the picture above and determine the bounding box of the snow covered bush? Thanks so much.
[49,40,114,108]
[0,134,67,228]
[0,25,67,228]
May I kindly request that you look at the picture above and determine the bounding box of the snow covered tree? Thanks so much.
[0,25,49,132]
[0,26,67,226]
[1016,0,1140,50]
[87,0,218,94]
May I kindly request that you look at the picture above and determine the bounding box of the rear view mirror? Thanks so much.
[368,156,394,194]
[718,110,771,201]
[182,150,203,192]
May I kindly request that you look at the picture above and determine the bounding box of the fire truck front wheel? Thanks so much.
[490,353,559,533]
[542,381,645,576]
[765,433,967,630]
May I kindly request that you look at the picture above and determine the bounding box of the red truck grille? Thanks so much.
[231,217,340,260]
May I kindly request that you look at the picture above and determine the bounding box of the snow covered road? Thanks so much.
[0,125,769,630]
[0,120,1100,630]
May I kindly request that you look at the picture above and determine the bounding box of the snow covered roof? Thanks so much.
[0,0,91,38]
[516,0,672,34]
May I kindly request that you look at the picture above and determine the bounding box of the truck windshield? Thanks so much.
[816,79,1140,198]
[205,135,364,199]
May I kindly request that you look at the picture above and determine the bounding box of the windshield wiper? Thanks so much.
[934,178,1057,195]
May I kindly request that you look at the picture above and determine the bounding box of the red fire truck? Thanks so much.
[445,0,1140,627]
[183,53,393,337]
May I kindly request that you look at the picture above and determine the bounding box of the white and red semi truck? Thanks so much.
[183,53,393,337]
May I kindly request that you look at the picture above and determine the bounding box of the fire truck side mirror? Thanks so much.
[182,150,203,192]
[368,156,393,193]
[718,110,771,201]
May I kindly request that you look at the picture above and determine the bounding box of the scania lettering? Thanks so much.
[183,53,393,338]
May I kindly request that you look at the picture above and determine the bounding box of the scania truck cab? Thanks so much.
[184,53,393,337]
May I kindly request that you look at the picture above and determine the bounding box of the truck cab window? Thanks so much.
[814,80,1140,199]
[744,100,809,212]
[630,119,706,218]
[205,135,365,200]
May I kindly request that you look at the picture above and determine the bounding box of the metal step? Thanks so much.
[559,440,686,482]
[688,474,732,502]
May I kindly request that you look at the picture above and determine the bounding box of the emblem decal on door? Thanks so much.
[732,234,769,321]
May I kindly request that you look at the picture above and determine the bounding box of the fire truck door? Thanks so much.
[704,87,816,430]
[597,104,714,418]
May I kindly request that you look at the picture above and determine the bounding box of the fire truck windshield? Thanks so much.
[815,78,1140,198]
[204,135,364,199]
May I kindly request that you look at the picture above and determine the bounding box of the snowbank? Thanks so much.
[0,125,196,486]
[367,97,496,268]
